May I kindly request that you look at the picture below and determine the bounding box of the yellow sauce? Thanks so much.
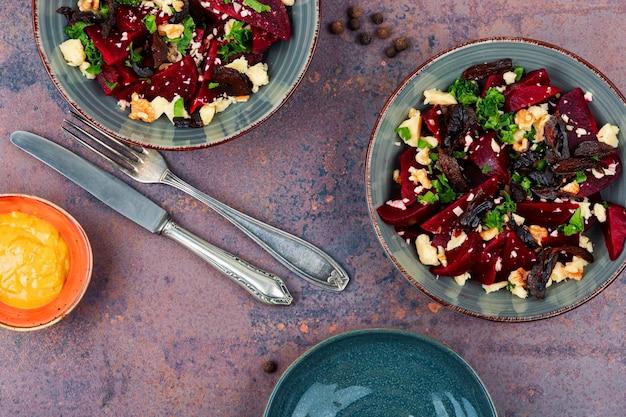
[0,211,70,309]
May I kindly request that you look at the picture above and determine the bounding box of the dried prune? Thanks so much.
[526,249,560,299]
[213,66,253,96]
[461,58,514,81]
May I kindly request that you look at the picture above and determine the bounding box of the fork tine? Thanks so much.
[67,110,145,160]
[61,122,135,176]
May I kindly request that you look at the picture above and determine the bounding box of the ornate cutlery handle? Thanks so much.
[161,170,350,291]
[161,221,293,306]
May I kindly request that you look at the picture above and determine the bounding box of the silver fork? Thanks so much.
[62,111,350,292]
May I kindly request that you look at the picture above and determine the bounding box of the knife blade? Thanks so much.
[10,131,292,306]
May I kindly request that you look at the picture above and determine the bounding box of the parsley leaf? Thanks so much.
[448,78,479,106]
[483,192,516,231]
[562,207,585,236]
[432,174,457,204]
[243,0,272,13]
[143,14,157,34]
[218,20,252,61]
[395,126,411,142]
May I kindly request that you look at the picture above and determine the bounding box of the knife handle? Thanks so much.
[160,221,293,306]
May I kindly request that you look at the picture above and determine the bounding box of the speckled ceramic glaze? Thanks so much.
[366,38,626,322]
[32,0,319,150]
[264,329,496,417]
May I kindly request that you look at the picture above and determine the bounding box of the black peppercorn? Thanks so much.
[263,360,277,373]
[329,21,344,34]
[385,46,397,58]
[359,32,372,45]
[371,13,384,25]
[394,36,409,51]
[347,18,361,31]
[347,6,362,19]
[376,26,390,39]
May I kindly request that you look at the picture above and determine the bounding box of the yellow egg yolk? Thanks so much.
[0,211,70,309]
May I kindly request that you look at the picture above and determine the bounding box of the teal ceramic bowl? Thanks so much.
[366,38,626,322]
[264,329,496,416]
[33,0,319,150]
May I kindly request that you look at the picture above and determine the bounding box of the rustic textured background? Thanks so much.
[1,1,624,416]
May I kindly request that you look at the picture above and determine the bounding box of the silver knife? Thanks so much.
[10,131,293,306]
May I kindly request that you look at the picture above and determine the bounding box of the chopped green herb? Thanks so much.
[417,191,439,204]
[483,192,516,232]
[167,16,196,54]
[143,14,157,34]
[395,126,412,142]
[481,165,492,174]
[417,138,435,149]
[243,0,272,13]
[208,82,220,89]
[432,174,457,204]
[575,171,588,183]
[173,97,185,117]
[218,20,252,61]
[448,78,479,106]
[116,0,142,6]
[562,207,585,236]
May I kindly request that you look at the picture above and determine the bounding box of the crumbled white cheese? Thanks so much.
[482,280,508,293]
[593,202,607,223]
[59,39,86,67]
[597,123,620,148]
[446,231,467,251]
[454,272,471,286]
[423,89,458,106]
[415,234,440,266]
[503,71,517,85]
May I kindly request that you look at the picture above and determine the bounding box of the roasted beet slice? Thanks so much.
[376,200,440,227]
[481,74,505,96]
[468,131,510,182]
[515,201,579,229]
[116,4,149,32]
[195,0,291,40]
[430,231,483,277]
[189,39,221,114]
[513,68,551,88]
[421,105,444,143]
[118,55,199,101]
[399,147,420,204]
[471,233,506,285]
[498,230,537,281]
[84,25,131,65]
[421,176,499,234]
[600,202,626,260]
[252,26,280,54]
[555,88,599,150]
[503,84,562,113]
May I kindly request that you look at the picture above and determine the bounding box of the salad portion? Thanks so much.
[376,58,625,299]
[57,0,293,128]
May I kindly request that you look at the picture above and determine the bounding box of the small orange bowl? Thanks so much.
[0,194,92,331]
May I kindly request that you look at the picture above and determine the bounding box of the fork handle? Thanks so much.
[161,220,293,306]
[161,170,350,291]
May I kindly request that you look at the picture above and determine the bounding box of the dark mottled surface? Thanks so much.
[1,1,625,417]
